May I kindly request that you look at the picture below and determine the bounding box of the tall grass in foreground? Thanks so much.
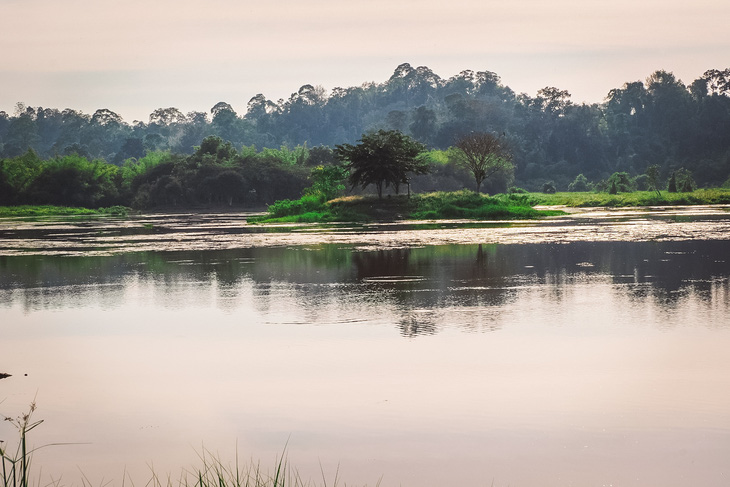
[1,402,43,487]
[1,404,370,487]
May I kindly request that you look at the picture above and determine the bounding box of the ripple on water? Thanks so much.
[1,206,730,256]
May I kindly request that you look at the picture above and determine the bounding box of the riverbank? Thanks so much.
[2,188,730,222]
[0,205,130,217]
[250,191,565,223]
[527,188,730,207]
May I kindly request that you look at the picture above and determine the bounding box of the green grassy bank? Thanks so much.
[0,205,130,218]
[527,188,730,207]
[250,190,566,223]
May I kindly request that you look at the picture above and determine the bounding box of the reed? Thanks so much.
[1,402,43,487]
[0,405,372,487]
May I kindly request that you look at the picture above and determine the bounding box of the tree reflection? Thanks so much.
[1,240,729,335]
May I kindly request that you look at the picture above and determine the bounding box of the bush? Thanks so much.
[266,194,325,217]
[542,181,557,194]
[568,174,591,192]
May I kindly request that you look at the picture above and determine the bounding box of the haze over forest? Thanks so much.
[2,63,730,192]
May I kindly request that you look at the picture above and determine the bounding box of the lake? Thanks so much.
[1,206,730,487]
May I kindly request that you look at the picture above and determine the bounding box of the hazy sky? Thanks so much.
[2,0,729,122]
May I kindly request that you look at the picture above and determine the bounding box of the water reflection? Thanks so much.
[3,237,730,487]
[2,240,729,335]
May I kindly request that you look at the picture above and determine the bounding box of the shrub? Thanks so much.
[542,181,557,194]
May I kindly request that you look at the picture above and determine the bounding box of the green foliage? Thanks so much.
[667,172,678,192]
[303,164,348,200]
[256,190,563,223]
[673,168,696,192]
[3,65,730,194]
[645,164,662,194]
[265,194,326,218]
[568,173,591,192]
[335,130,428,198]
[120,151,171,190]
[258,145,309,166]
[420,149,450,165]
[542,181,557,194]
[605,172,634,193]
[530,188,730,207]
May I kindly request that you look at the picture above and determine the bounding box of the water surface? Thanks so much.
[1,207,729,487]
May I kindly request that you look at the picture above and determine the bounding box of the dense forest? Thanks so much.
[1,63,729,207]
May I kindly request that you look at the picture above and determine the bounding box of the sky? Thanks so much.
[2,0,729,122]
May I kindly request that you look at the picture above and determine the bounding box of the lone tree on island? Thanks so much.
[452,132,513,193]
[335,130,428,199]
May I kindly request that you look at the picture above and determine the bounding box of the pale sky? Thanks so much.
[2,0,729,122]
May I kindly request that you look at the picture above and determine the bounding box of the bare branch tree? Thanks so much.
[452,132,512,193]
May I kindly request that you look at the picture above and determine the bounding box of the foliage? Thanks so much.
[645,164,662,195]
[604,172,634,193]
[265,194,326,218]
[254,190,564,223]
[335,130,428,199]
[530,189,730,207]
[2,64,730,194]
[568,173,592,192]
[670,168,697,192]
[303,164,348,200]
[542,181,557,194]
[0,205,129,217]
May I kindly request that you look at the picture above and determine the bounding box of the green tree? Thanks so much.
[335,130,427,199]
[304,164,348,200]
[645,165,662,195]
[674,167,696,192]
[667,171,678,193]
[568,173,591,192]
[606,172,633,193]
[451,132,513,193]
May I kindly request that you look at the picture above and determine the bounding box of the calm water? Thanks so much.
[1,208,730,487]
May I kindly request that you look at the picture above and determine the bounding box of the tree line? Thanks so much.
[1,64,729,192]
[0,132,502,209]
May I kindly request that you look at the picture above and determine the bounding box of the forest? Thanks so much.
[1,63,729,208]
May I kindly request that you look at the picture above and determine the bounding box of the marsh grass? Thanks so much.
[1,402,43,487]
[1,405,370,487]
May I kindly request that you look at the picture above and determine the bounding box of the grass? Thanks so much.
[250,190,565,223]
[0,403,366,487]
[528,188,730,207]
[1,402,43,487]
[0,205,130,218]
